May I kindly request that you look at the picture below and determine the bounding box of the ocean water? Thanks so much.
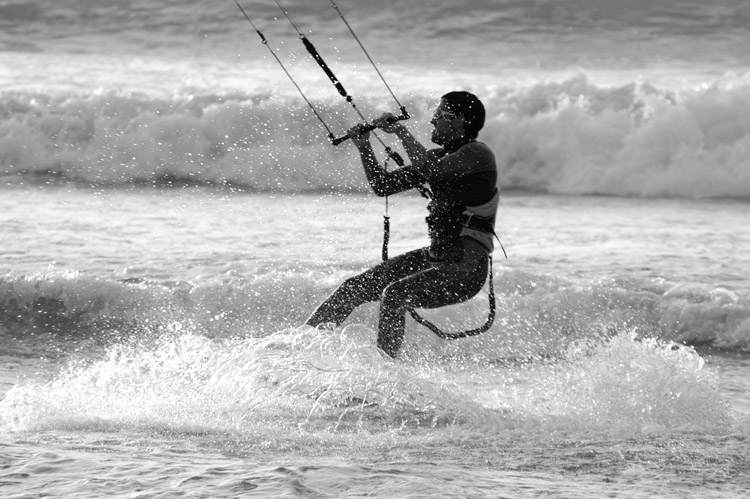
[2,0,750,497]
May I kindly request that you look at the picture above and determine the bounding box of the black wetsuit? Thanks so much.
[306,140,498,357]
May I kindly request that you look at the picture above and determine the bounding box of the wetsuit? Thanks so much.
[306,139,498,357]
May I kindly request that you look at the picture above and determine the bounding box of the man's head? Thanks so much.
[441,91,486,139]
[430,91,486,145]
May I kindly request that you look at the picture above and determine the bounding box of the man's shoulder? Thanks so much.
[463,141,495,159]
[422,142,496,180]
[428,142,494,159]
[458,142,496,173]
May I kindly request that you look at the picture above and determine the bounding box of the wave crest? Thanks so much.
[2,74,750,198]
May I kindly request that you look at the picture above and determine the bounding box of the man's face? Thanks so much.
[430,101,465,145]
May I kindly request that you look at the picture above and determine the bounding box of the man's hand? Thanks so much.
[348,113,404,148]
[347,123,371,147]
[373,113,402,134]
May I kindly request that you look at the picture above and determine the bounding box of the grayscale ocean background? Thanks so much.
[1,1,750,497]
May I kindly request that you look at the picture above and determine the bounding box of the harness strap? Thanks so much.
[407,256,495,340]
[461,212,508,259]
[460,213,493,233]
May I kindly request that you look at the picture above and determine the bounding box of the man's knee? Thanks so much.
[338,274,365,296]
[381,281,409,310]
[335,273,381,305]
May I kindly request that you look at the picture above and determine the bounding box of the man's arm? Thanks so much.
[353,134,422,197]
[420,142,495,180]
[371,115,436,171]
[356,141,389,196]
[390,124,428,166]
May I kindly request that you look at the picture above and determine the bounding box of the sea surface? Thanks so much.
[2,0,750,497]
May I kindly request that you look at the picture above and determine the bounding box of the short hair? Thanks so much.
[441,91,486,140]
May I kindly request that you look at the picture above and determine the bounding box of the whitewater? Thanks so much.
[2,0,750,497]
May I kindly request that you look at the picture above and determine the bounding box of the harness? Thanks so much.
[381,157,506,340]
[407,255,497,340]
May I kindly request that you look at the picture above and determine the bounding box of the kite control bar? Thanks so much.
[331,111,410,146]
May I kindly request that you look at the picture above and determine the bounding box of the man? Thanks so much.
[306,91,499,358]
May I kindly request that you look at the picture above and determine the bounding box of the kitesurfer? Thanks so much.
[305,91,499,358]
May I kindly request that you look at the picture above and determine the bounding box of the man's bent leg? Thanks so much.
[305,274,375,327]
[378,287,409,356]
[306,248,431,329]
[377,247,489,357]
[378,270,445,356]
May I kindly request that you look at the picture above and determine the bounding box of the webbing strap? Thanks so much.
[406,256,496,340]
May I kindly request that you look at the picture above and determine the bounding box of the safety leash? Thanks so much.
[382,189,391,262]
